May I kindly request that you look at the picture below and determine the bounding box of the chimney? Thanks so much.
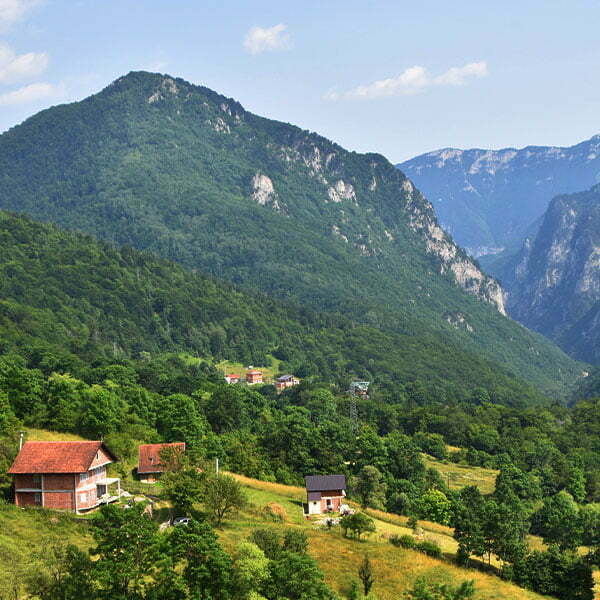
[19,431,25,451]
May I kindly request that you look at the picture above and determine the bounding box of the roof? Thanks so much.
[246,370,262,375]
[9,441,116,474]
[305,474,346,492]
[138,442,185,474]
[227,374,240,378]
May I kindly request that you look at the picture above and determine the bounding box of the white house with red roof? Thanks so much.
[9,441,119,512]
[224,374,241,384]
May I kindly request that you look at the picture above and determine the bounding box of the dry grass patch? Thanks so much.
[422,454,499,494]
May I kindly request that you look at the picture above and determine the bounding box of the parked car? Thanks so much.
[173,517,191,526]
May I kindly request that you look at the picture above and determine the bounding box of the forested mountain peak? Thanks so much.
[0,70,583,395]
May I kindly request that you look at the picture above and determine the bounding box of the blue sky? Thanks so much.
[1,0,599,161]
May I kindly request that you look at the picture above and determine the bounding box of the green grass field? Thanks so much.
[422,454,499,495]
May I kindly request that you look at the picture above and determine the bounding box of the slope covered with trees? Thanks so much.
[0,71,582,396]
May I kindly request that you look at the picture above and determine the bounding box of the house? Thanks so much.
[246,369,263,385]
[9,441,119,513]
[304,474,347,515]
[225,374,241,384]
[138,442,185,482]
[275,374,300,391]
[349,381,370,399]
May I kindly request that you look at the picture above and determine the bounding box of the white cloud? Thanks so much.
[0,81,61,105]
[328,61,488,100]
[0,0,40,30]
[0,42,48,83]
[244,24,291,55]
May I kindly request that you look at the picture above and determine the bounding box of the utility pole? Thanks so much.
[19,431,25,451]
[215,457,219,475]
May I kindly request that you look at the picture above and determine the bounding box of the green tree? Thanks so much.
[535,491,583,550]
[203,473,247,526]
[353,465,387,509]
[358,555,375,597]
[340,512,376,540]
[403,579,475,600]
[91,503,160,599]
[233,542,270,599]
[162,467,205,516]
[417,489,452,525]
[168,519,233,600]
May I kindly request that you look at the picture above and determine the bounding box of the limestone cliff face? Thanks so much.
[500,185,600,362]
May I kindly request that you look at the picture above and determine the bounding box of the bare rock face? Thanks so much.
[328,180,356,203]
[403,177,506,314]
[251,173,283,212]
[499,184,600,362]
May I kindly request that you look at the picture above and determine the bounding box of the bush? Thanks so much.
[416,540,442,558]
[249,528,282,559]
[389,534,416,549]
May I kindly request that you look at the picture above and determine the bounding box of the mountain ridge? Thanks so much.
[0,70,583,395]
[398,135,600,257]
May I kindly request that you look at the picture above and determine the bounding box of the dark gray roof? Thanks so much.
[305,474,346,492]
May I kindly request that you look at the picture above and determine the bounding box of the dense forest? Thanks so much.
[0,71,583,396]
[0,211,599,598]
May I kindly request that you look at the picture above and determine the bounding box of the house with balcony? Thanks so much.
[9,441,119,513]
[245,369,263,384]
[275,374,300,392]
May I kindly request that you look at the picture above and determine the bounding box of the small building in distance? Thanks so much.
[138,442,185,482]
[304,474,347,515]
[275,374,300,392]
[225,374,241,384]
[246,369,263,385]
[349,381,370,399]
[9,440,119,512]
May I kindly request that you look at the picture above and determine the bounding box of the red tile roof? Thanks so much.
[8,441,115,474]
[138,442,185,474]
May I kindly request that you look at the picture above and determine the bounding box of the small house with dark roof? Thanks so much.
[304,474,347,515]
[138,442,185,482]
[275,374,300,392]
[9,441,119,512]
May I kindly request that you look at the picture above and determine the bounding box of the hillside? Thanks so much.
[0,71,584,396]
[498,185,600,364]
[398,135,600,258]
[0,210,549,405]
[0,470,548,600]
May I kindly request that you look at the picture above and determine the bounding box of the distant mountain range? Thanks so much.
[497,185,600,364]
[398,136,600,258]
[0,71,583,396]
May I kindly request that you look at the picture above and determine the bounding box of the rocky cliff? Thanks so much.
[499,185,600,363]
[398,137,600,258]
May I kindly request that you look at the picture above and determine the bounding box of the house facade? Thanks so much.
[275,374,300,391]
[9,441,119,512]
[246,370,263,384]
[138,442,186,482]
[304,474,347,515]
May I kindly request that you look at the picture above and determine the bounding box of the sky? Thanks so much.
[1,0,599,162]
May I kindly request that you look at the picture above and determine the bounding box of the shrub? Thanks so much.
[389,534,416,549]
[249,528,282,559]
[416,540,442,558]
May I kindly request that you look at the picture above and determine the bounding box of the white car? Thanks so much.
[173,517,191,526]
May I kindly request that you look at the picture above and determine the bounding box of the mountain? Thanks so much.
[398,136,600,257]
[0,209,551,405]
[0,71,583,395]
[497,185,600,364]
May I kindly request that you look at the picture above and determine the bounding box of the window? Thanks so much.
[80,472,89,482]
[32,474,42,488]
[34,492,42,505]
[80,493,87,503]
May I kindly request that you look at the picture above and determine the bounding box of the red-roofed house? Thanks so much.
[225,374,241,384]
[9,441,119,512]
[138,442,186,482]
[246,370,263,385]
